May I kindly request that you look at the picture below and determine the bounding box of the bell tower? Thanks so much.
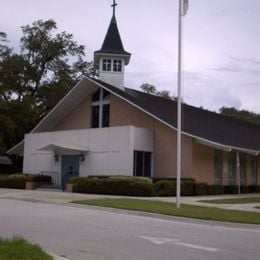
[94,0,131,89]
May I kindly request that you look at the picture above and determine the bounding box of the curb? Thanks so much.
[48,252,71,260]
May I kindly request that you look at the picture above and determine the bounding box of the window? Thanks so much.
[214,150,223,184]
[251,156,257,185]
[133,151,152,177]
[113,60,122,72]
[91,88,110,128]
[91,106,99,128]
[102,59,122,72]
[102,59,111,71]
[102,104,110,127]
[239,153,247,186]
[228,152,236,185]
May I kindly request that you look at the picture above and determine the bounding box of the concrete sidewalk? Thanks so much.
[0,188,260,213]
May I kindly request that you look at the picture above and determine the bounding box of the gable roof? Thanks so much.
[7,76,260,155]
[94,15,131,56]
[91,78,260,154]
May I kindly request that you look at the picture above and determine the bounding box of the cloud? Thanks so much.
[230,57,260,65]
[215,65,260,75]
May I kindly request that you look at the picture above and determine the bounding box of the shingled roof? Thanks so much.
[7,77,260,155]
[91,78,260,153]
[94,15,131,56]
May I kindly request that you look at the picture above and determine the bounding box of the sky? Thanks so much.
[1,0,260,113]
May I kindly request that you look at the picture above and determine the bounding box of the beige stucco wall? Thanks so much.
[110,95,193,179]
[192,143,214,184]
[52,96,91,131]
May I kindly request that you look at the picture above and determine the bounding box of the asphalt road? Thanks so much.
[0,199,260,260]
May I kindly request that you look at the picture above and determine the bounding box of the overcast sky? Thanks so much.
[1,0,260,113]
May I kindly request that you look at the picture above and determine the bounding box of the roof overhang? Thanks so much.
[38,143,88,154]
[87,77,260,155]
[7,76,260,157]
[7,140,24,156]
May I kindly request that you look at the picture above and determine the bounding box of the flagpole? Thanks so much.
[176,0,184,208]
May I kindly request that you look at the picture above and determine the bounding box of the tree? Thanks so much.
[140,83,176,100]
[219,107,260,125]
[0,19,92,155]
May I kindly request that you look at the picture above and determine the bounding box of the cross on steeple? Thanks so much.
[111,0,117,16]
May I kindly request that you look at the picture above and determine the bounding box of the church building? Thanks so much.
[8,3,260,189]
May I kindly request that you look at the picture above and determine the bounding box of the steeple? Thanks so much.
[94,1,131,89]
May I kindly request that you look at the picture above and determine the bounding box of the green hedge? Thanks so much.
[152,177,195,183]
[0,173,52,189]
[194,183,208,196]
[27,175,52,183]
[248,185,260,193]
[70,176,154,196]
[153,179,195,196]
[0,175,27,189]
[154,180,176,196]
[207,185,224,195]
[224,185,238,194]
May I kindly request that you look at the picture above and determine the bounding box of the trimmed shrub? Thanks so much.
[248,185,257,193]
[224,185,239,194]
[27,175,52,183]
[240,186,248,194]
[0,174,27,189]
[70,176,154,196]
[207,185,224,195]
[181,180,195,196]
[248,185,260,193]
[194,183,208,196]
[153,177,195,184]
[154,180,176,196]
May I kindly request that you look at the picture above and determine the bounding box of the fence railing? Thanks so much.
[40,171,60,186]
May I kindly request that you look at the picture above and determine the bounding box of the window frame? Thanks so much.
[91,88,110,128]
[101,58,123,73]
[214,150,223,185]
[251,156,257,185]
[102,59,112,72]
[133,151,152,177]
[228,152,236,185]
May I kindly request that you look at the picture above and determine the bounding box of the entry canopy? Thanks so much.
[38,143,88,154]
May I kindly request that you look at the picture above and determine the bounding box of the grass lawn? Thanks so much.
[72,198,260,225]
[199,197,260,204]
[0,237,53,260]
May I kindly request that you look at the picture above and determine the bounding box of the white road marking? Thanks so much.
[139,236,179,245]
[139,235,220,252]
[173,242,220,252]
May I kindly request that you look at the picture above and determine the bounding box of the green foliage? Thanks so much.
[152,177,195,183]
[224,185,239,194]
[27,174,52,183]
[181,180,195,196]
[140,83,176,100]
[153,180,176,196]
[0,174,27,189]
[0,173,51,189]
[207,185,224,195]
[0,19,94,155]
[0,236,53,260]
[219,106,260,125]
[70,176,154,196]
[248,185,260,193]
[194,183,208,196]
[153,179,195,197]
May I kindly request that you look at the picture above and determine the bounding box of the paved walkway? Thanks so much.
[0,188,260,212]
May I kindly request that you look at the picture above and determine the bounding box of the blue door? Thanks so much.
[61,155,80,190]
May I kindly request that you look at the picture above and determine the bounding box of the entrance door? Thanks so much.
[61,155,80,190]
